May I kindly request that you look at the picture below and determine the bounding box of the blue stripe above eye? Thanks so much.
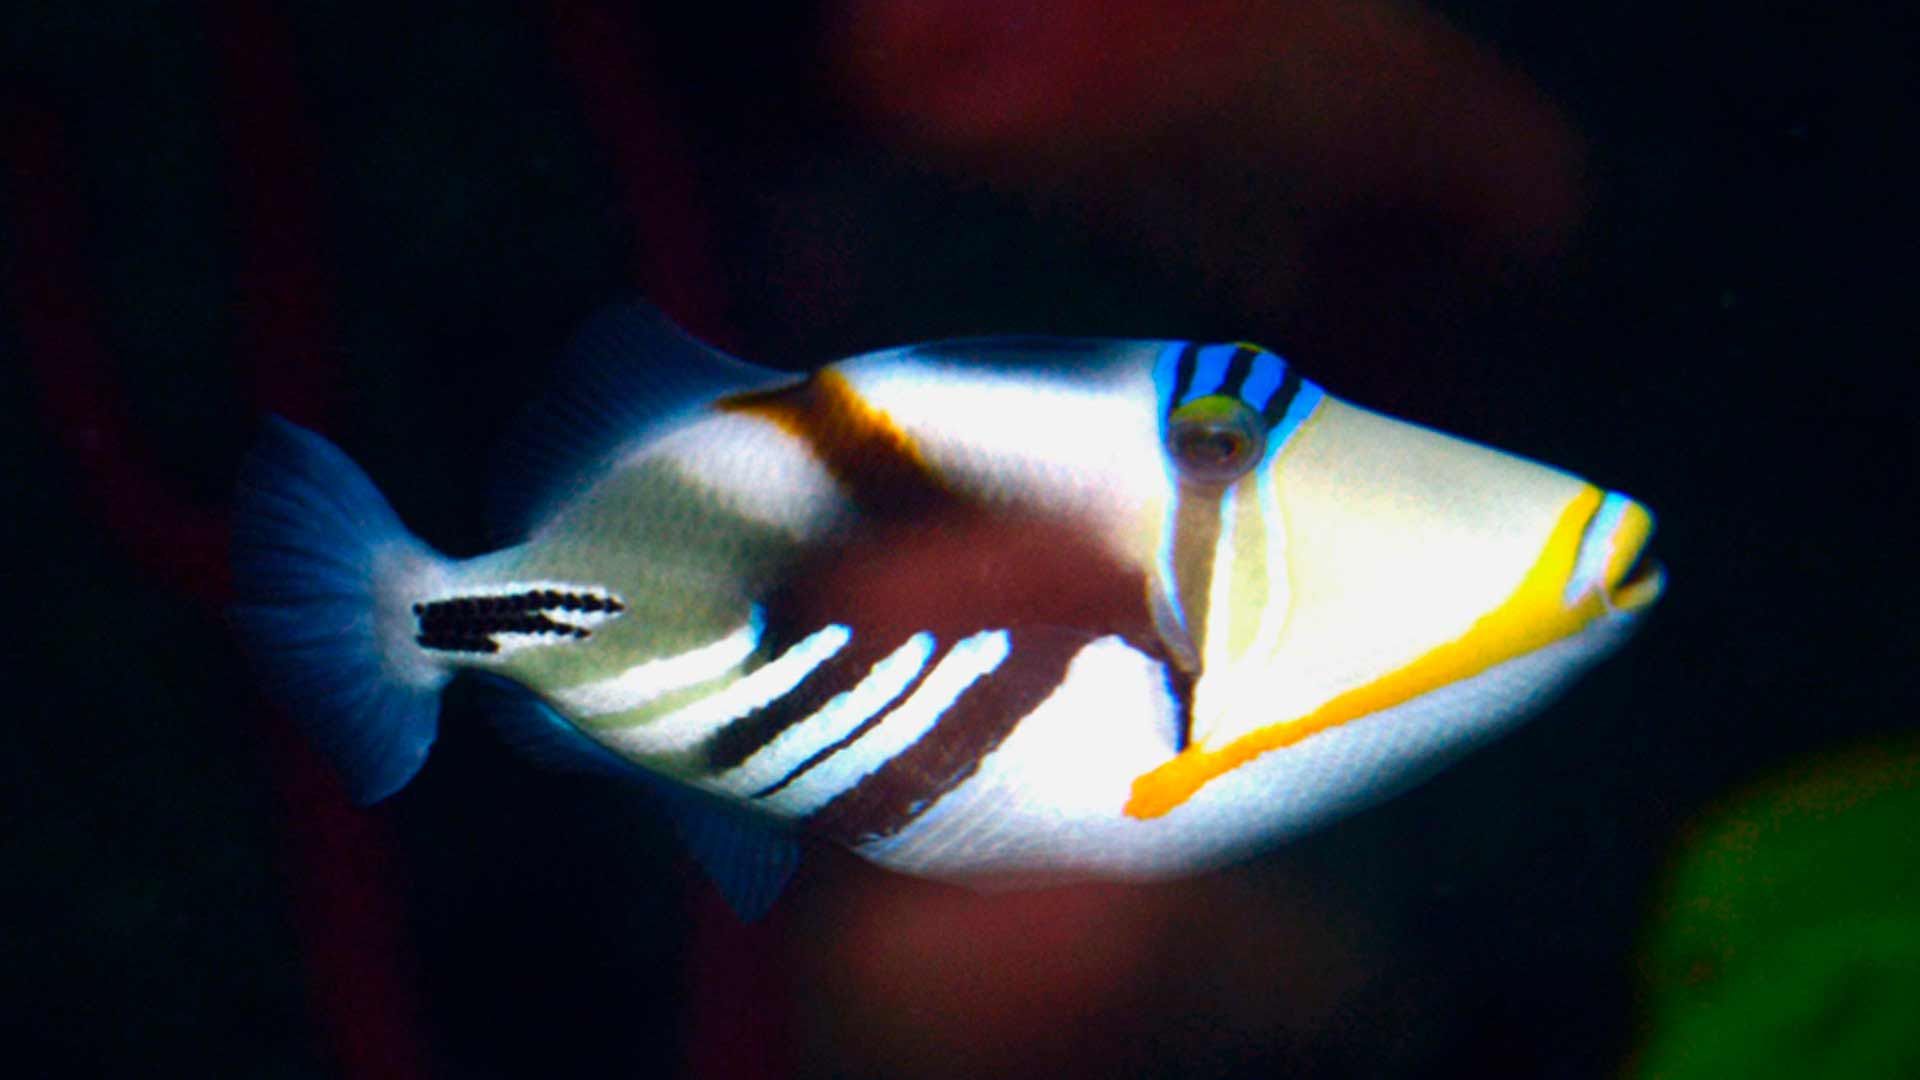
[1180,344,1240,404]
[1153,342,1187,415]
[1238,352,1284,413]
[1155,341,1321,448]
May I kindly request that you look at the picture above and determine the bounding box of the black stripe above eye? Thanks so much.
[1170,341,1200,412]
[1260,363,1303,429]
[1216,345,1260,402]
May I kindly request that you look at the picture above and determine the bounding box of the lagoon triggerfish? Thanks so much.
[233,305,1662,916]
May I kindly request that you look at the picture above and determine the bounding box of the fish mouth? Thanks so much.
[1566,491,1665,614]
[1611,537,1664,611]
[1124,483,1663,822]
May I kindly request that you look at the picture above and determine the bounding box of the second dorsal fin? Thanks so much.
[489,301,797,541]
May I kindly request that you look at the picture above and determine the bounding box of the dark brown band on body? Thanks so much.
[718,369,947,518]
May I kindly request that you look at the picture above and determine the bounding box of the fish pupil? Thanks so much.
[1182,429,1243,465]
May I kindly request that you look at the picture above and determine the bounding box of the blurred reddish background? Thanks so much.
[3,1,1911,1077]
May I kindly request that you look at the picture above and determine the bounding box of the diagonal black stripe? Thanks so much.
[1170,341,1200,412]
[748,638,947,799]
[701,628,889,772]
[1216,345,1259,402]
[804,627,1088,845]
[1260,363,1303,430]
[414,589,617,652]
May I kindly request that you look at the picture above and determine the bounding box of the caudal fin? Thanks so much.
[232,417,453,804]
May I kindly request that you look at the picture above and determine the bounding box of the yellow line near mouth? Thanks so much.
[1125,485,1612,820]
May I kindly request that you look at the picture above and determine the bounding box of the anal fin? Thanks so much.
[657,787,800,921]
[473,674,799,919]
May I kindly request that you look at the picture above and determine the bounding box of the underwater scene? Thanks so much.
[3,2,1913,1077]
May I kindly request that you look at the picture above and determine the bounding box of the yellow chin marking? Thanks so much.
[1126,485,1612,820]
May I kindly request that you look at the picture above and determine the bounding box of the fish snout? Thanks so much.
[1565,491,1664,615]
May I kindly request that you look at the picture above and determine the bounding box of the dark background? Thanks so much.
[3,1,1914,1077]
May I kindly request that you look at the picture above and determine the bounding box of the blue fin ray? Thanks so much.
[659,789,801,922]
[231,417,451,804]
[475,675,800,920]
[488,301,795,542]
[469,673,641,780]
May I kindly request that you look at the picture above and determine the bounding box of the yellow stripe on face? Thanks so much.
[1125,485,1614,820]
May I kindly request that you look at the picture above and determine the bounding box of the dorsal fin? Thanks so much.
[489,301,797,541]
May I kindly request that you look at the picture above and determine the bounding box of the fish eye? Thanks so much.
[1166,397,1266,483]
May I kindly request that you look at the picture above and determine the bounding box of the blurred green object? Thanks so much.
[1637,738,1920,1077]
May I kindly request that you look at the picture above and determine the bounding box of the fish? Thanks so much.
[232,303,1664,917]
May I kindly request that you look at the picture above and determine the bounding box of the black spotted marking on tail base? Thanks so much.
[414,590,624,655]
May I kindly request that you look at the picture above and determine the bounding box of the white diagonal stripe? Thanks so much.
[552,609,766,717]
[599,623,853,757]
[715,632,937,796]
[762,629,1010,817]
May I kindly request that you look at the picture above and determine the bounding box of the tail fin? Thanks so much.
[232,417,454,804]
